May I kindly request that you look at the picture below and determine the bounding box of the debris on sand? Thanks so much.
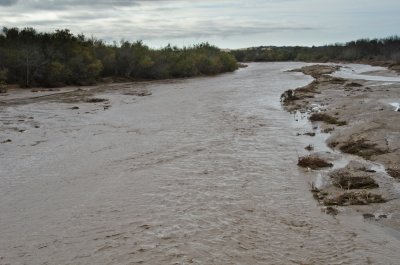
[298,155,333,170]
[70,106,80,110]
[345,82,363,87]
[362,213,375,220]
[1,139,12,143]
[305,144,314,151]
[323,127,335,133]
[386,168,400,180]
[323,191,386,206]
[329,168,379,189]
[327,141,339,148]
[324,206,339,216]
[339,138,387,159]
[280,89,299,103]
[297,132,316,137]
[85,98,108,103]
[309,112,347,126]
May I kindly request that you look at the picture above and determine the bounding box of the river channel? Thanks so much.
[0,62,399,264]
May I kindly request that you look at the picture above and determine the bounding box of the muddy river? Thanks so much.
[1,63,399,264]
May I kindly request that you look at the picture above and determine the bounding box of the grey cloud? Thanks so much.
[15,0,174,10]
[85,19,315,41]
[0,0,18,6]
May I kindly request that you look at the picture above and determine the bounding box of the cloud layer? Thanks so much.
[0,0,18,6]
[0,0,399,48]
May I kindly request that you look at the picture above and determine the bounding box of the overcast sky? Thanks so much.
[0,0,399,48]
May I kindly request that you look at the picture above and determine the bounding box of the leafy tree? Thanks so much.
[0,27,238,87]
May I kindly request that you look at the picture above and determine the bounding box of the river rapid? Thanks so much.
[1,62,399,264]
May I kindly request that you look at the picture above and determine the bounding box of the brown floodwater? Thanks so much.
[0,62,399,264]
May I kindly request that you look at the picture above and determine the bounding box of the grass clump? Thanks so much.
[386,168,400,180]
[339,138,387,159]
[323,191,386,206]
[309,112,347,126]
[298,155,333,170]
[329,170,378,189]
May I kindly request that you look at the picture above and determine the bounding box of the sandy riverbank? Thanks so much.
[282,63,400,230]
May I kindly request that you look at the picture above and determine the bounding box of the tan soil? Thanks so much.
[284,64,400,169]
[285,64,400,231]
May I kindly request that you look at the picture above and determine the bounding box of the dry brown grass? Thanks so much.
[309,113,347,126]
[323,191,385,206]
[386,168,400,180]
[339,138,387,159]
[329,170,378,189]
[298,156,333,169]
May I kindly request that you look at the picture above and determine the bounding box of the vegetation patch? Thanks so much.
[386,168,400,180]
[309,112,347,126]
[0,27,238,88]
[323,191,385,206]
[329,169,378,189]
[231,37,400,64]
[298,155,333,169]
[339,138,387,159]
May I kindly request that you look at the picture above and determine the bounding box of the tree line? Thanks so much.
[0,27,238,88]
[231,36,400,63]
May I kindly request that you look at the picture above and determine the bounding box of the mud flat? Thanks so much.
[283,63,400,231]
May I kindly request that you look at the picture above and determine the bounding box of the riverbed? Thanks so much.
[1,62,399,264]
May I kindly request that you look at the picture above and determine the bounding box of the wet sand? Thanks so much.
[283,63,400,233]
[1,63,400,264]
